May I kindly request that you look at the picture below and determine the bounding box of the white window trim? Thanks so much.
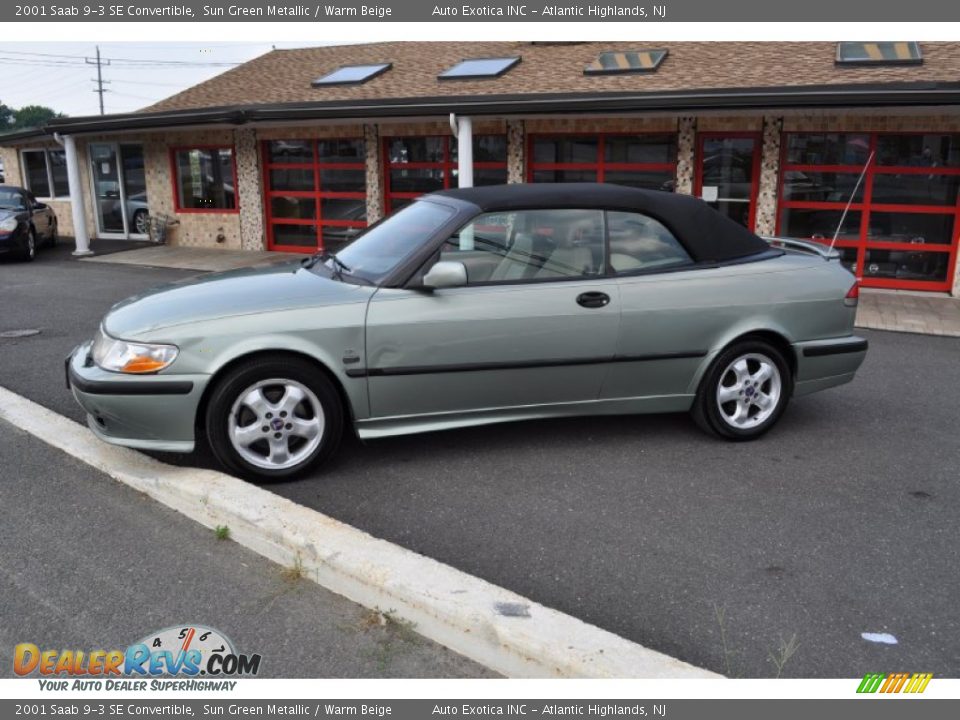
[19,147,70,201]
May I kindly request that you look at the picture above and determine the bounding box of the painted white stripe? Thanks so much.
[0,385,717,679]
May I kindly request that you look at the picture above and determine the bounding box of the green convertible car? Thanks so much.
[67,184,867,481]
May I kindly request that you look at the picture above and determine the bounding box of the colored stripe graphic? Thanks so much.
[857,672,932,693]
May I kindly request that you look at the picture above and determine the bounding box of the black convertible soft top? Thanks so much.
[429,183,771,264]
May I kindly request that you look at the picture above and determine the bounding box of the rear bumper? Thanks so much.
[792,335,868,397]
[66,341,207,453]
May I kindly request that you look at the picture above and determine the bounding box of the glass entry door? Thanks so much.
[695,133,762,230]
[89,142,149,238]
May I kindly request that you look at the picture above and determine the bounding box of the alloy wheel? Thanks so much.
[227,378,325,470]
[715,352,782,430]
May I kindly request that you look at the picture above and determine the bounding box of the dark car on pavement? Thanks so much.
[0,185,58,262]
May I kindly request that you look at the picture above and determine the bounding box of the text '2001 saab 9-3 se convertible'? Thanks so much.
[67,184,867,481]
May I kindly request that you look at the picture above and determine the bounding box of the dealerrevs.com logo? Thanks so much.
[14,625,261,691]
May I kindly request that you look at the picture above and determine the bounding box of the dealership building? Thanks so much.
[2,40,960,294]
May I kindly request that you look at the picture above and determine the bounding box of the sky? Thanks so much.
[0,42,347,117]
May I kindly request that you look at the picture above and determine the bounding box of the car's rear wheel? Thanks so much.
[692,339,791,440]
[48,219,57,247]
[205,357,343,481]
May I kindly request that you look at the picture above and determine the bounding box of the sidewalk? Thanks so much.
[63,240,960,338]
[856,289,960,338]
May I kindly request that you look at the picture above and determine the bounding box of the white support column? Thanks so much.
[63,135,93,256]
[457,116,473,188]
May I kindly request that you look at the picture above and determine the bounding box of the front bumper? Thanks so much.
[66,341,209,453]
[792,335,868,396]
[0,227,27,255]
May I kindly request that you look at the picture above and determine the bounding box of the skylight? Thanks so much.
[311,63,392,87]
[438,57,521,80]
[836,42,922,66]
[584,50,668,75]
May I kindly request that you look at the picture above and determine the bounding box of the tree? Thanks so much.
[12,105,65,130]
[0,103,13,128]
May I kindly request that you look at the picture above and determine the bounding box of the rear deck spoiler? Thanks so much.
[761,236,841,260]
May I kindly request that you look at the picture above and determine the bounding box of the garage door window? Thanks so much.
[383,135,507,213]
[263,138,367,253]
[778,132,960,291]
[528,133,677,192]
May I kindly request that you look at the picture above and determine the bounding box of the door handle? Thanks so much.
[576,291,610,309]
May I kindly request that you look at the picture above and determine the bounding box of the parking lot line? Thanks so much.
[0,384,718,680]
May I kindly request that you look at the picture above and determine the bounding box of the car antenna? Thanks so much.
[829,149,874,255]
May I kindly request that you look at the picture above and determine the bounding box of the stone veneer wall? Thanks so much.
[364,124,383,224]
[675,117,696,196]
[235,128,265,251]
[506,119,524,184]
[754,116,784,237]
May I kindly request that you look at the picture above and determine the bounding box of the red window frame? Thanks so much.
[382,134,507,213]
[526,131,678,188]
[777,131,960,292]
[694,132,763,232]
[262,138,367,254]
[169,145,240,214]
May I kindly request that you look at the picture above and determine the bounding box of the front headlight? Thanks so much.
[0,217,18,233]
[92,328,179,374]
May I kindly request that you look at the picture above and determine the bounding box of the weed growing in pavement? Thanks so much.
[713,603,739,677]
[768,633,800,678]
[281,553,305,582]
[358,608,422,673]
[214,525,230,541]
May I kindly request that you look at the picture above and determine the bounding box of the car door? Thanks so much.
[600,210,715,401]
[26,191,49,236]
[364,208,621,419]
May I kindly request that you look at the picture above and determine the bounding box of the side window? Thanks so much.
[440,208,605,284]
[607,211,692,274]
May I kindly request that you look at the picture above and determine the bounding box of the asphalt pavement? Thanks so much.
[2,242,958,678]
[0,418,492,678]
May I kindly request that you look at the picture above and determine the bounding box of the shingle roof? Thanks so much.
[144,41,960,113]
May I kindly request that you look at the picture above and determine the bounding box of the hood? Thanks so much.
[103,261,374,338]
[0,207,23,223]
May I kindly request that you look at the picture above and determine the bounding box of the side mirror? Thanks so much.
[33,202,47,210]
[422,260,467,290]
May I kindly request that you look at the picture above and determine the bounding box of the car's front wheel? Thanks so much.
[692,339,791,440]
[205,357,343,481]
[20,227,37,262]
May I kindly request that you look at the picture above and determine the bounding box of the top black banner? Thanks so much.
[7,0,960,22]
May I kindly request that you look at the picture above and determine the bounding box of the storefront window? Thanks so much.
[21,149,69,198]
[383,134,508,213]
[172,147,236,211]
[779,131,959,291]
[263,138,367,253]
[528,133,677,192]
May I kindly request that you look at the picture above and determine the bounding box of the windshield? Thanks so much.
[329,201,455,284]
[0,190,26,210]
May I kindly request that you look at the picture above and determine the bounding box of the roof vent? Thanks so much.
[584,49,668,75]
[836,42,922,66]
[311,63,392,87]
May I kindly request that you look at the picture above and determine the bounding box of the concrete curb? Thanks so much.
[0,385,719,679]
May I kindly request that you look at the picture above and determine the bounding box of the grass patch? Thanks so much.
[213,525,230,541]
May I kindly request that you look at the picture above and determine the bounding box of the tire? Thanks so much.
[692,338,792,441]
[48,220,57,247]
[205,356,343,482]
[133,210,149,236]
[19,227,37,262]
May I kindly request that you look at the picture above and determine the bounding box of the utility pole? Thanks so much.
[86,46,111,115]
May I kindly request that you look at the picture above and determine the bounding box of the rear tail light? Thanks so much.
[844,281,860,307]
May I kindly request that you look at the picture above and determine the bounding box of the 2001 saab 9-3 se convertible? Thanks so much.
[67,184,867,481]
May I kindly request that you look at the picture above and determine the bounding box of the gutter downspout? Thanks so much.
[53,132,93,257]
